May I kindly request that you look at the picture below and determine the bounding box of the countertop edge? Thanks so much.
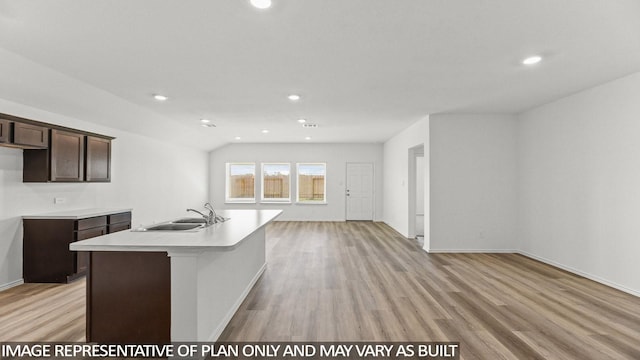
[23,208,133,220]
[69,210,282,252]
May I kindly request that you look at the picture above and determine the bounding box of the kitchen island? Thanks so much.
[70,209,281,344]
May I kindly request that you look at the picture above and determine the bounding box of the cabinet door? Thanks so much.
[23,219,76,283]
[13,122,49,148]
[51,129,85,182]
[86,136,111,182]
[0,119,9,143]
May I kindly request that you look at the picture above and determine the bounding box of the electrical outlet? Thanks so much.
[54,197,67,205]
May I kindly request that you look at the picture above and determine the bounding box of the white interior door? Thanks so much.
[346,163,374,220]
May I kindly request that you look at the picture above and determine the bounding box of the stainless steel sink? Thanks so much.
[171,218,207,224]
[131,215,229,232]
[139,223,203,231]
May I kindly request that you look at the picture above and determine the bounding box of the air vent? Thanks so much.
[201,124,217,128]
[302,123,318,128]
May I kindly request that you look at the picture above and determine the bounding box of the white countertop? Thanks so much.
[69,209,282,252]
[23,208,133,220]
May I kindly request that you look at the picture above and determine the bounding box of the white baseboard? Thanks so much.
[517,251,640,298]
[0,279,24,292]
[420,248,639,297]
[207,263,267,342]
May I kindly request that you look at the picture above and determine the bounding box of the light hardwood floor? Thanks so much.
[1,221,639,359]
[0,279,85,341]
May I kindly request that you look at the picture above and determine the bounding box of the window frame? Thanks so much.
[261,162,292,203]
[296,162,327,204]
[225,162,257,203]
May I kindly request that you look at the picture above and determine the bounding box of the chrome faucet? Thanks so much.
[187,202,226,226]
[204,202,226,223]
[186,208,214,225]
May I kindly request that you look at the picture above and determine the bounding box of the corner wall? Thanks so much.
[0,99,209,289]
[429,114,517,252]
[382,118,429,239]
[517,72,640,295]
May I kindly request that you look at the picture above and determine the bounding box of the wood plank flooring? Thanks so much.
[219,222,640,359]
[0,221,639,359]
[0,279,85,341]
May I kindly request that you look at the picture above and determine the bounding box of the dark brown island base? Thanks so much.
[70,209,281,343]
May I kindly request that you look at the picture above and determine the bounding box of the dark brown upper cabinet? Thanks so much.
[0,118,48,149]
[86,136,111,182]
[2,112,114,182]
[13,122,49,148]
[24,132,113,183]
[50,129,85,182]
[0,119,9,143]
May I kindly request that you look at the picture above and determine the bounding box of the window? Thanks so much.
[297,163,326,203]
[226,163,256,202]
[261,163,291,202]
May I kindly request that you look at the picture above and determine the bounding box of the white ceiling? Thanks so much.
[1,0,639,150]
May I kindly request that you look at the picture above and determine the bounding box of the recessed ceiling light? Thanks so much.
[200,119,211,123]
[297,119,307,123]
[288,94,300,101]
[250,0,272,9]
[522,55,542,65]
[153,94,168,101]
[234,136,241,140]
[262,129,269,133]
[305,136,312,140]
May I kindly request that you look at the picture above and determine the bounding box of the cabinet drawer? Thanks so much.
[109,212,131,225]
[77,216,107,231]
[13,122,49,148]
[77,226,107,241]
[109,222,131,233]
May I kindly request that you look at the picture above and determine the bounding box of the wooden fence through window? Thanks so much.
[230,174,324,200]
[229,174,255,198]
[298,175,324,201]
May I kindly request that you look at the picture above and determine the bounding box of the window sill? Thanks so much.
[260,200,292,204]
[296,201,327,205]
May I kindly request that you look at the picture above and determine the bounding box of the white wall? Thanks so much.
[382,118,429,239]
[208,143,383,221]
[429,114,517,252]
[0,99,209,288]
[517,72,640,295]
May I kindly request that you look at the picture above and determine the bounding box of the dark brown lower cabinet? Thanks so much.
[23,211,132,283]
[86,251,171,344]
[23,219,76,283]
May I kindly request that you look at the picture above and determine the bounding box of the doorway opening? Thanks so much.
[408,145,425,241]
